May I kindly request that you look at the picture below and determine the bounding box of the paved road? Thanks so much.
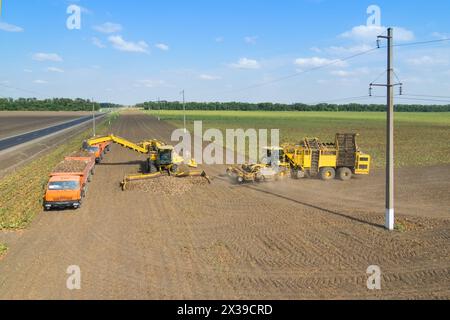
[0,114,105,152]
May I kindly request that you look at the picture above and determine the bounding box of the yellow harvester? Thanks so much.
[269,133,371,181]
[86,134,210,189]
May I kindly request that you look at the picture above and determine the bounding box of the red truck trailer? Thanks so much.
[43,156,95,211]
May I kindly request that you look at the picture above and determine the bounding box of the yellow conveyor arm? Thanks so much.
[87,134,148,154]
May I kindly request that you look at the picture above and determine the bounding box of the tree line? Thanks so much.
[136,101,450,112]
[1,98,449,112]
[0,98,122,111]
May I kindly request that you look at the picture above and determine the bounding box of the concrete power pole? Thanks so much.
[373,28,398,230]
[92,98,96,137]
[385,28,395,231]
[181,90,186,133]
[370,28,403,231]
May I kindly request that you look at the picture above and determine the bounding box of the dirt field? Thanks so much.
[0,111,449,299]
[0,111,90,140]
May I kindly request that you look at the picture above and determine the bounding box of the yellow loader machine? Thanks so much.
[86,134,210,190]
[277,133,371,181]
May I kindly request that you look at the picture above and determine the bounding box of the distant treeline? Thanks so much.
[0,98,122,111]
[137,101,450,112]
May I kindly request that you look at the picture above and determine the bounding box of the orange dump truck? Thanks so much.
[43,156,95,211]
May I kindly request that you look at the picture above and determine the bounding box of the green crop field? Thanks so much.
[146,110,450,168]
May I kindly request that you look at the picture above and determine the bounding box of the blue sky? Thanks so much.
[0,0,449,105]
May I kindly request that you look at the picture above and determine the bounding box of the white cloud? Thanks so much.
[199,74,221,81]
[33,80,48,84]
[330,70,354,77]
[0,22,24,32]
[32,53,63,62]
[431,32,450,40]
[294,57,348,68]
[215,36,224,43]
[310,47,322,53]
[108,35,149,53]
[326,44,373,55]
[47,67,64,73]
[93,22,123,34]
[407,55,448,66]
[136,80,166,88]
[244,36,258,44]
[229,58,261,69]
[340,25,414,42]
[92,37,106,48]
[155,43,169,51]
[24,69,33,73]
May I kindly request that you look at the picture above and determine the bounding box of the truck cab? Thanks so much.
[44,176,83,210]
[84,145,102,163]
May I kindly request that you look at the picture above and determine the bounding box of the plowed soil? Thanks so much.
[0,111,449,299]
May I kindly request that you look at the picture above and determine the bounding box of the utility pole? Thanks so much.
[92,98,96,137]
[181,90,186,133]
[371,28,401,231]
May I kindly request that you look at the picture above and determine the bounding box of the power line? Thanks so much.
[213,47,380,96]
[400,93,450,99]
[395,96,450,104]
[394,38,450,48]
[305,94,385,105]
[0,83,43,97]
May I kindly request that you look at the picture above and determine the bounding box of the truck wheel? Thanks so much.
[319,167,335,181]
[337,167,353,181]
[87,174,92,183]
[91,168,95,176]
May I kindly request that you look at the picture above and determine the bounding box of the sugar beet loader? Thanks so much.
[227,133,371,183]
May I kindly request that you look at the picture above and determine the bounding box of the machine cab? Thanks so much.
[263,147,285,166]
[157,146,174,166]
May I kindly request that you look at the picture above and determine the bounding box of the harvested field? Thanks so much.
[0,111,449,299]
[0,111,90,140]
[126,175,209,196]
[53,160,88,173]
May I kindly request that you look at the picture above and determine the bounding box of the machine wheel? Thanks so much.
[148,160,158,173]
[87,174,92,183]
[255,173,265,183]
[319,167,335,181]
[291,168,299,179]
[337,167,353,181]
[91,168,95,176]
[237,176,245,184]
[81,188,86,198]
[171,164,179,174]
